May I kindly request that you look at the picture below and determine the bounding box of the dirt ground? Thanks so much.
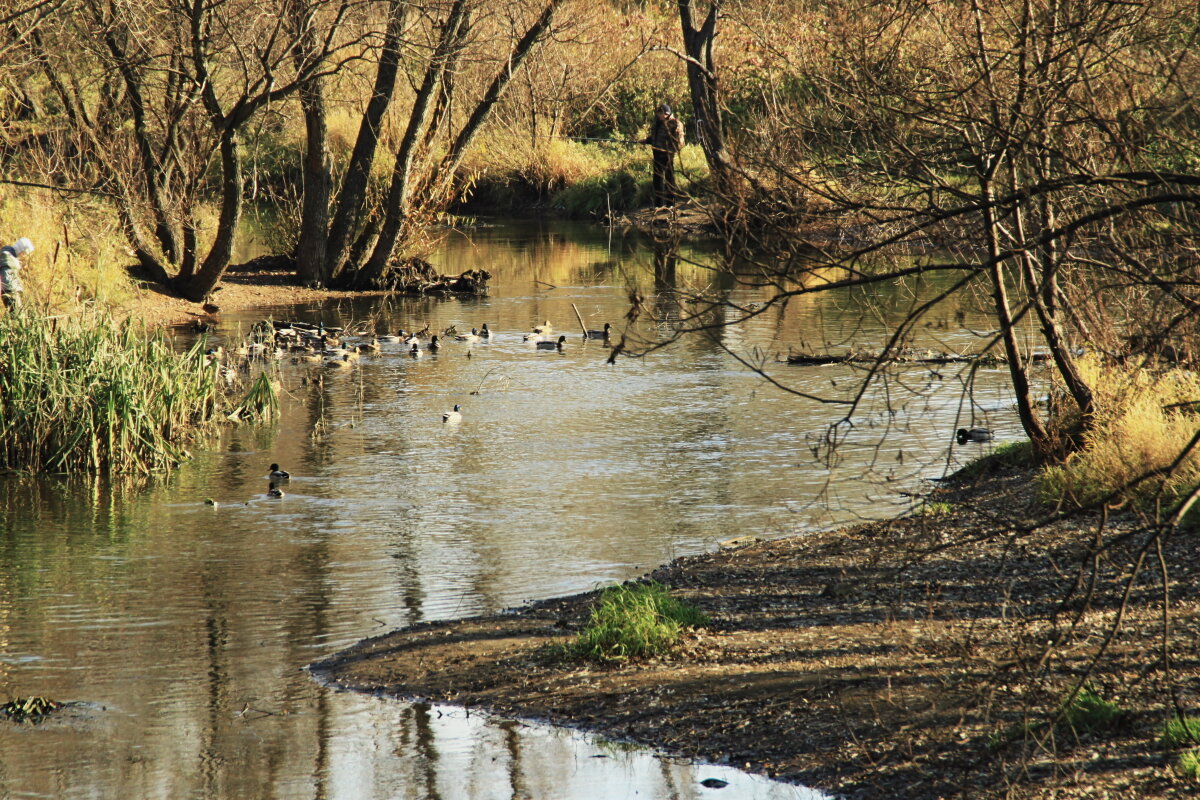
[119,269,392,328]
[313,465,1200,800]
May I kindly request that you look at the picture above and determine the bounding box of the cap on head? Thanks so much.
[13,238,33,255]
[657,103,672,115]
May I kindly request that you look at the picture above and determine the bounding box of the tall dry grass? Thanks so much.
[1037,355,1200,511]
[0,191,136,311]
[460,130,710,215]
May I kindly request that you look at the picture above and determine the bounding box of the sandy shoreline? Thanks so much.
[120,269,394,328]
[312,465,1200,799]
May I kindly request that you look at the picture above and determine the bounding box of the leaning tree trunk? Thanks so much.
[678,0,736,196]
[353,0,565,288]
[350,0,471,288]
[326,0,410,282]
[182,128,241,301]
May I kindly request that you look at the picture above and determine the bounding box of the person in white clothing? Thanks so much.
[0,237,33,310]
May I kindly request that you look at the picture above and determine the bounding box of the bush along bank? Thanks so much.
[0,309,275,474]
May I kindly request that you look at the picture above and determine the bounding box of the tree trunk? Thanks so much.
[326,0,410,280]
[293,0,332,286]
[351,0,473,287]
[182,129,241,301]
[355,0,564,288]
[678,0,735,196]
[981,171,1052,456]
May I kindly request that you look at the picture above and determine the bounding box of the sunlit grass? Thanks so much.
[0,308,251,474]
[1037,356,1200,511]
[570,581,709,663]
[1178,749,1200,780]
[461,130,709,216]
[1164,715,1200,747]
[0,193,135,311]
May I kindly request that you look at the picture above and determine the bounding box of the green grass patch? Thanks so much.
[1177,749,1200,780]
[1061,685,1124,734]
[950,439,1034,482]
[1164,715,1200,747]
[571,581,709,663]
[914,500,953,516]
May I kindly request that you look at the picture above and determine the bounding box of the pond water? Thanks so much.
[0,220,1022,799]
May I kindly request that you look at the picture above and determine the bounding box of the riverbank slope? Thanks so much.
[313,463,1200,799]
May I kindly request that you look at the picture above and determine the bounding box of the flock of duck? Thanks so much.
[205,317,612,375]
[213,317,613,499]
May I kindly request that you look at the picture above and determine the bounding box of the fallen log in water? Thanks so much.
[785,348,1053,366]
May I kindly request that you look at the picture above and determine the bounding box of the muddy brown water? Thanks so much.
[0,221,1021,798]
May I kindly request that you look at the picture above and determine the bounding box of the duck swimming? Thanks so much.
[584,322,611,340]
[536,335,567,350]
[479,324,492,339]
[956,427,993,444]
[268,463,290,480]
[442,404,462,423]
[267,482,285,498]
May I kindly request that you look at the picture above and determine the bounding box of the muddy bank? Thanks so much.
[313,465,1200,800]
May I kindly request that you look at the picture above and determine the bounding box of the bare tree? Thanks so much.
[677,0,736,195]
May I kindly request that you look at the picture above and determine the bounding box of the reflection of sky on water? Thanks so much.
[324,697,824,800]
[0,220,1022,799]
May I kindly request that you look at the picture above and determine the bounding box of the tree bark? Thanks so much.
[326,0,410,281]
[352,0,471,287]
[182,128,241,301]
[292,0,332,286]
[678,0,735,196]
[355,0,565,288]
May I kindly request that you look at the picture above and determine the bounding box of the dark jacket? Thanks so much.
[646,115,684,154]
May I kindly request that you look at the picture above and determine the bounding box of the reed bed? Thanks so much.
[0,309,228,474]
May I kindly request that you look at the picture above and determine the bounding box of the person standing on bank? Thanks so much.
[644,103,685,208]
[0,237,33,311]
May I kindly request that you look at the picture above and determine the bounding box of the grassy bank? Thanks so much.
[0,192,137,312]
[458,135,710,218]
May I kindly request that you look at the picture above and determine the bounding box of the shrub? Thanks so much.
[1164,715,1200,747]
[571,581,708,663]
[1037,356,1200,510]
[1061,685,1124,734]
